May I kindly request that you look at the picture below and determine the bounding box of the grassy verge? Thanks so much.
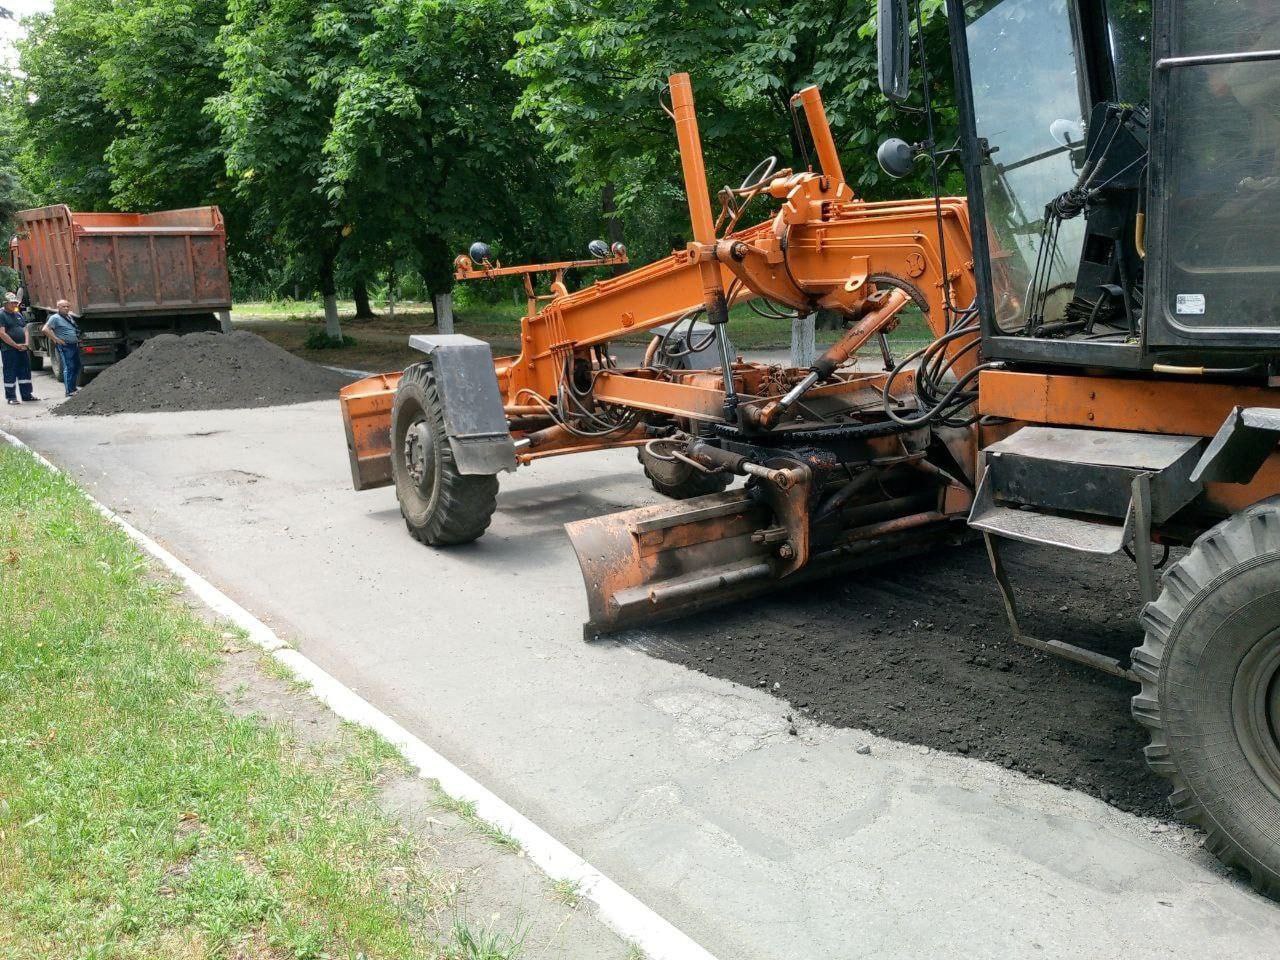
[0,444,500,959]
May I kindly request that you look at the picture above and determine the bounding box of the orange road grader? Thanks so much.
[343,0,1280,898]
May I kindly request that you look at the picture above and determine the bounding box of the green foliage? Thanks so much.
[9,0,120,208]
[512,0,957,250]
[2,0,959,302]
[302,327,358,349]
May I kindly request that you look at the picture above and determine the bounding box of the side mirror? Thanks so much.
[877,0,911,102]
[877,138,916,179]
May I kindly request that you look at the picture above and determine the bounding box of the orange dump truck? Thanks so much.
[9,205,232,382]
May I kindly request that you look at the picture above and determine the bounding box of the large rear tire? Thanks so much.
[1131,496,1280,898]
[637,445,730,500]
[390,362,498,545]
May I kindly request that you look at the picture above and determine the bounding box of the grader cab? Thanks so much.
[343,0,1280,899]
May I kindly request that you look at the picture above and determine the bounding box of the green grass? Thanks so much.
[0,444,517,959]
[301,329,359,350]
[431,786,523,856]
[550,878,581,909]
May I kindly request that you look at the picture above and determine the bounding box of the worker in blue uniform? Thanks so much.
[0,292,38,404]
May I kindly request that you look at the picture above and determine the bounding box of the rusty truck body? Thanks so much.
[9,205,232,381]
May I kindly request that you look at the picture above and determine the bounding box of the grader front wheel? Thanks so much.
[390,362,498,546]
[1132,496,1280,898]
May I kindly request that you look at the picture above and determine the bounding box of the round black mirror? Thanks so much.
[469,241,493,264]
[588,239,610,259]
[876,138,916,179]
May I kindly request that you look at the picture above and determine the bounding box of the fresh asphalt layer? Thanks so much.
[6,386,1280,960]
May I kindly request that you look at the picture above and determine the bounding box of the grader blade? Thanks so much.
[566,490,778,636]
[568,489,964,636]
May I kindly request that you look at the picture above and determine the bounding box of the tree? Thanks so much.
[319,0,593,324]
[97,0,235,213]
[212,0,373,337]
[11,0,120,209]
[511,0,954,255]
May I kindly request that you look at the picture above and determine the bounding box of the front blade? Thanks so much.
[566,490,779,636]
[566,490,963,636]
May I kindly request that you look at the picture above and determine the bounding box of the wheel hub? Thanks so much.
[1234,627,1280,795]
[403,418,433,490]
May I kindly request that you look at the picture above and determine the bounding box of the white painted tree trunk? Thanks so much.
[217,309,233,334]
[434,292,454,334]
[323,294,342,339]
[387,288,396,321]
[791,312,816,368]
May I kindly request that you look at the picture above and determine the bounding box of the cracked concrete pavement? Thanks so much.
[5,387,1280,960]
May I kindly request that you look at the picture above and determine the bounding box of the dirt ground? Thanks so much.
[236,310,523,373]
[630,538,1171,818]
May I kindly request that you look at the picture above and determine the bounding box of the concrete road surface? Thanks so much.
[6,391,1280,960]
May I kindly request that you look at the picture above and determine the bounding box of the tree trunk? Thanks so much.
[791,312,816,368]
[319,250,342,340]
[602,182,627,276]
[386,267,397,322]
[433,292,454,334]
[352,276,374,319]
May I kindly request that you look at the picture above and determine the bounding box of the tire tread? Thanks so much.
[1131,495,1280,898]
[394,362,498,546]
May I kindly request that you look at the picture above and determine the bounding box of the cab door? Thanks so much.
[1145,0,1280,350]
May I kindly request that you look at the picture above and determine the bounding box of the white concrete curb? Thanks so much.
[1,426,721,960]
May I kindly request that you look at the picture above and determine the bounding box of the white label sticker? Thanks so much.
[1176,294,1206,315]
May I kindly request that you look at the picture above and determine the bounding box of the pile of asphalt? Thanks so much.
[628,539,1171,819]
[57,331,354,416]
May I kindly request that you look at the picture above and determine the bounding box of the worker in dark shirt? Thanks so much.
[42,299,82,396]
[0,292,38,404]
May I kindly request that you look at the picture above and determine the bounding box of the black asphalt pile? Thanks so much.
[57,331,354,416]
[630,540,1171,819]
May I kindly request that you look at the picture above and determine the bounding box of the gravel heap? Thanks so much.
[57,331,355,416]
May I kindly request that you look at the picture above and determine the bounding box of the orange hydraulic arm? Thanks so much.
[340,73,977,489]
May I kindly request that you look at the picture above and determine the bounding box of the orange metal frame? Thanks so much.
[341,72,979,484]
[979,370,1280,514]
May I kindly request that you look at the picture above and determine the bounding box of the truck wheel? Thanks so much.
[390,362,498,546]
[1131,496,1280,898]
[50,346,61,381]
[638,446,731,499]
[25,324,43,369]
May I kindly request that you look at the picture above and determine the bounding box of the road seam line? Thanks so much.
[1,426,721,960]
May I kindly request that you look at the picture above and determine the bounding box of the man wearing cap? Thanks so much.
[0,292,38,404]
[42,299,82,396]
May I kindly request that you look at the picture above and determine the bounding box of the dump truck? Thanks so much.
[341,0,1280,898]
[9,205,232,383]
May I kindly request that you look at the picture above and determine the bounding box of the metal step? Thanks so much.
[980,426,1203,524]
[968,502,1129,554]
[966,426,1200,679]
